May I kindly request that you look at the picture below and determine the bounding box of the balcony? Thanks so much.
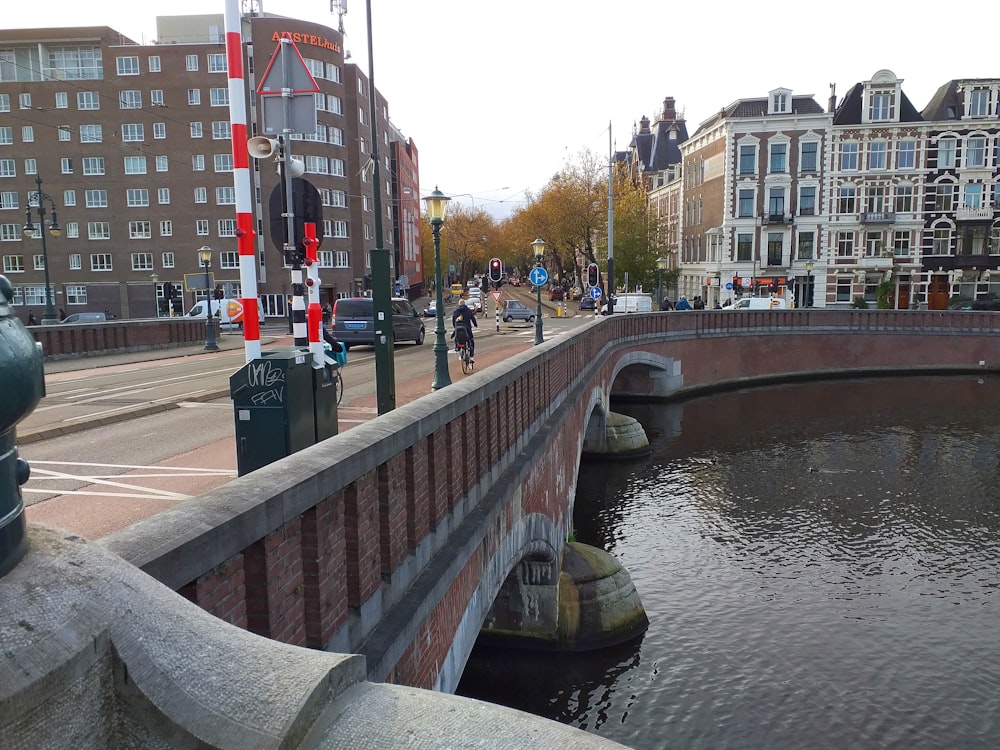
[762,213,791,225]
[862,211,895,223]
[957,204,995,221]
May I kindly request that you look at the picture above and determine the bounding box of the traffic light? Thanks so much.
[587,263,600,288]
[488,257,503,284]
[163,281,175,300]
[213,286,224,300]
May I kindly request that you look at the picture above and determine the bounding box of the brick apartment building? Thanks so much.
[0,12,422,324]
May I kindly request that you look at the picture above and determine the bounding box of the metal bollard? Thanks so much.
[0,275,45,576]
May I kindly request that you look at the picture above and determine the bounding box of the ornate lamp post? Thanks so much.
[805,261,813,308]
[656,256,667,308]
[532,237,546,345]
[424,187,451,390]
[21,176,62,324]
[150,273,159,318]
[198,245,218,351]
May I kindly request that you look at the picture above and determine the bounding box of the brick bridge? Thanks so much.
[99,309,1000,692]
[102,310,1000,692]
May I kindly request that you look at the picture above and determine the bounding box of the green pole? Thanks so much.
[431,220,451,390]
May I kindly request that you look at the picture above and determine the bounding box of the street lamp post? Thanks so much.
[198,245,218,351]
[656,256,667,309]
[532,237,546,345]
[150,273,159,318]
[21,176,62,324]
[805,261,813,308]
[424,187,452,390]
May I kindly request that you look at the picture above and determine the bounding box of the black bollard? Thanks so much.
[0,275,45,576]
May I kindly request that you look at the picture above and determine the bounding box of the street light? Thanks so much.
[656,256,667,308]
[150,273,159,318]
[198,245,219,351]
[532,237,546,345]
[21,176,62,324]
[805,261,813,308]
[424,187,451,390]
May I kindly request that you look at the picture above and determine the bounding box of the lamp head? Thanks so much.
[423,186,450,224]
[806,261,813,273]
[531,237,546,262]
[656,256,667,271]
[198,245,213,265]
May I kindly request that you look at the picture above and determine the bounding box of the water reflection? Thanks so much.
[458,376,1000,749]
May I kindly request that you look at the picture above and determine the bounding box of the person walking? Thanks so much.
[660,297,674,311]
[675,295,692,311]
[26,310,37,325]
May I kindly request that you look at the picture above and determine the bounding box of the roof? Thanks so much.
[693,95,825,136]
[921,78,1000,121]
[832,82,923,125]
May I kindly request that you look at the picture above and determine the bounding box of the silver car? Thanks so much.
[501,300,535,322]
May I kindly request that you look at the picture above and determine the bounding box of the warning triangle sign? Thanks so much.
[257,38,320,96]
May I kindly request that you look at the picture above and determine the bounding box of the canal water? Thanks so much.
[457,375,1000,749]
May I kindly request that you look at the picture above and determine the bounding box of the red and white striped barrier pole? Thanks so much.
[225,0,261,361]
[303,223,324,368]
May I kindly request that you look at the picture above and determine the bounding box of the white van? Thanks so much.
[601,293,653,315]
[733,297,788,310]
[187,298,265,326]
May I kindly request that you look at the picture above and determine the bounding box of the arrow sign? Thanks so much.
[590,286,603,300]
[529,267,548,287]
[257,38,320,96]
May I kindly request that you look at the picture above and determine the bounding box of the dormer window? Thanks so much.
[868,89,895,122]
[769,89,791,114]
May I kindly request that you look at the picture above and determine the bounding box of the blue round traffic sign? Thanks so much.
[529,266,548,287]
[590,286,603,300]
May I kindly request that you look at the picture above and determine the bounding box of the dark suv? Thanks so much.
[330,297,425,349]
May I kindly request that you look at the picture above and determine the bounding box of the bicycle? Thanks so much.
[456,339,473,374]
[323,341,346,404]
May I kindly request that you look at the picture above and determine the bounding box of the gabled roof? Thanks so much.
[693,96,825,136]
[921,78,1000,121]
[832,82,923,125]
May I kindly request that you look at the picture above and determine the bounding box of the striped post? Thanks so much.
[225,0,261,361]
[303,223,324,367]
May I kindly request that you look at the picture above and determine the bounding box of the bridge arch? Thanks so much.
[608,349,683,399]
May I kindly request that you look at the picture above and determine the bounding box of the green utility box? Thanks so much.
[231,347,335,476]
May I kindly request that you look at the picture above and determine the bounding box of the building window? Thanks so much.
[116,56,140,75]
[123,156,147,175]
[318,250,334,267]
[160,220,172,237]
[2,254,24,271]
[131,252,153,270]
[150,89,164,106]
[969,89,989,117]
[69,254,81,269]
[77,91,99,110]
[192,155,205,171]
[766,232,783,265]
[937,138,956,168]
[21,126,33,143]
[897,140,916,170]
[964,183,984,209]
[331,159,345,177]
[218,219,236,237]
[769,143,787,173]
[213,154,233,172]
[155,155,168,172]
[90,253,113,270]
[162,252,175,267]
[934,183,955,211]
[79,124,102,143]
[153,122,166,139]
[0,191,17,209]
[331,220,348,238]
[188,89,201,106]
[58,126,71,141]
[1,226,23,242]
[186,55,199,72]
[65,222,78,238]
[18,93,30,109]
[840,142,859,171]
[220,250,239,268]
[60,158,73,174]
[0,94,7,112]
[738,145,756,175]
[329,127,343,146]
[85,189,108,207]
[797,231,815,260]
[866,186,886,214]
[87,222,110,240]
[190,122,203,138]
[209,88,229,107]
[0,159,15,177]
[122,123,144,142]
[837,231,854,257]
[799,186,816,216]
[328,96,342,115]
[196,220,209,235]
[211,121,230,140]
[932,227,951,254]
[767,188,785,220]
[148,55,161,73]
[736,233,753,262]
[158,188,170,204]
[965,137,986,168]
[800,141,818,173]
[835,276,853,302]
[838,185,856,213]
[895,184,914,213]
[335,250,349,267]
[126,188,149,207]
[25,158,38,174]
[868,91,894,121]
[215,186,235,204]
[207,54,227,73]
[65,285,87,304]
[119,90,142,109]
[194,187,207,203]
[305,156,329,174]
[869,141,887,170]
[865,231,883,257]
[0,127,11,145]
[892,231,911,256]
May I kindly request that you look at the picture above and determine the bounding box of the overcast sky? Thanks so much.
[7,1,999,219]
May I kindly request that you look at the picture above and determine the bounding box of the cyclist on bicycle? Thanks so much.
[451,297,478,362]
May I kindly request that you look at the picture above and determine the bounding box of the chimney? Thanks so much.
[639,115,651,134]
[661,96,677,121]
[828,82,837,113]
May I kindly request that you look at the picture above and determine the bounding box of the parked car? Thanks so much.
[948,298,1000,311]
[501,300,535,322]
[422,300,437,317]
[61,311,108,324]
[579,296,596,311]
[508,277,521,287]
[548,288,565,301]
[330,296,425,349]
